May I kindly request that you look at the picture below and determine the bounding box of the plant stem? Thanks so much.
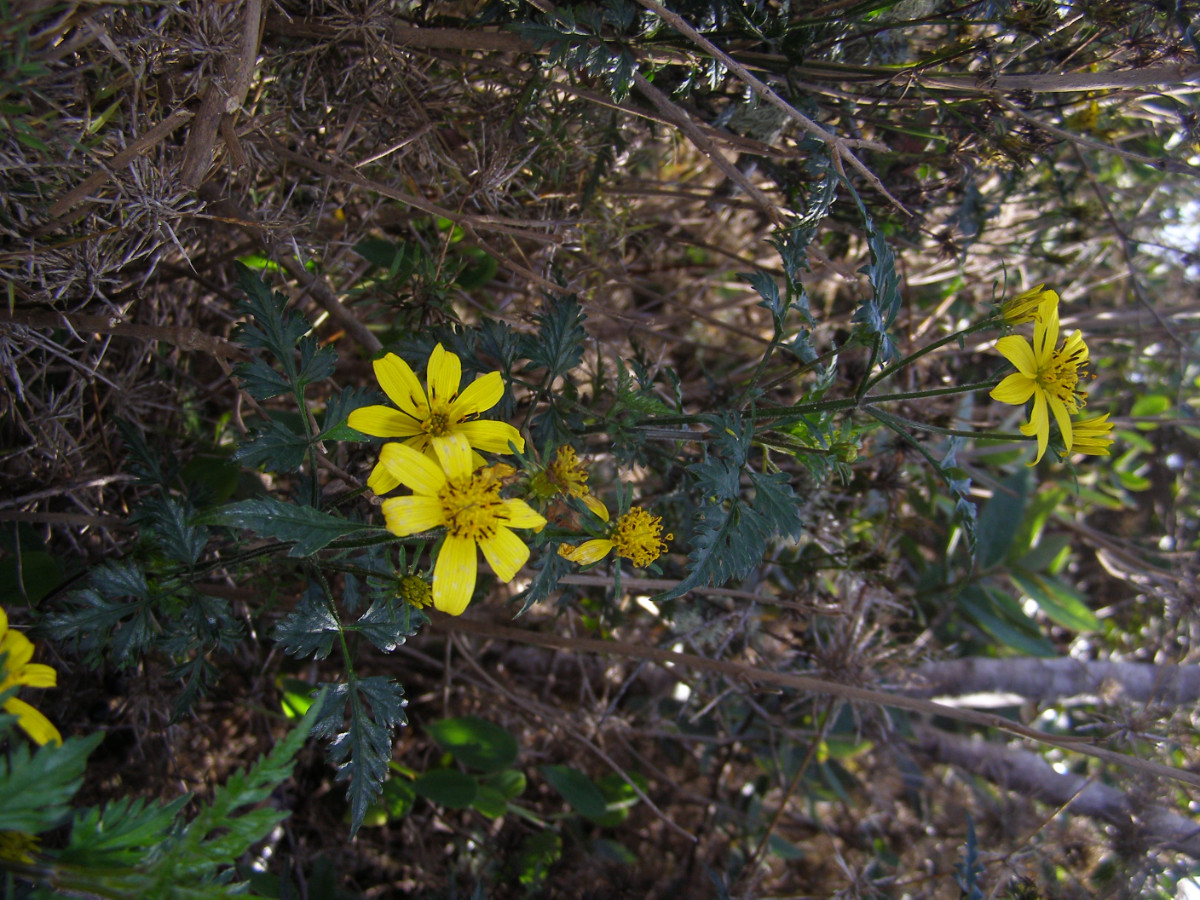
[862,318,999,393]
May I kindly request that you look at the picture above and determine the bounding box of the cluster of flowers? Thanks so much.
[991,285,1114,465]
[349,345,671,616]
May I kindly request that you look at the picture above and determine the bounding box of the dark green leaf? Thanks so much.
[975,468,1029,569]
[522,294,586,380]
[426,716,519,773]
[200,498,378,557]
[1010,571,1100,632]
[232,417,311,473]
[540,764,607,819]
[274,584,340,659]
[414,770,478,809]
[0,728,102,834]
[353,600,426,653]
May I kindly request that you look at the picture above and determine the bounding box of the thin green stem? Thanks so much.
[854,334,882,402]
[860,405,1029,443]
[862,318,1000,393]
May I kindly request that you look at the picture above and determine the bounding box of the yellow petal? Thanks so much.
[451,371,504,418]
[457,420,525,455]
[382,496,446,537]
[427,344,462,408]
[433,535,477,616]
[431,433,475,481]
[1,632,33,672]
[1027,392,1050,464]
[366,458,401,496]
[379,442,446,496]
[347,406,422,439]
[1034,297,1060,359]
[995,335,1037,377]
[990,372,1036,406]
[0,607,8,635]
[559,539,614,566]
[479,527,531,582]
[500,498,548,531]
[1049,395,1073,452]
[4,697,60,746]
[16,663,55,689]
[583,494,610,521]
[374,354,428,418]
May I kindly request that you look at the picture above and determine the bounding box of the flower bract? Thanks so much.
[0,607,60,746]
[376,435,546,615]
[349,343,524,495]
[559,506,672,568]
[999,284,1059,325]
[990,296,1089,464]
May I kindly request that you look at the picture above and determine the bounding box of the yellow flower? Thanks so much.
[0,607,60,746]
[1064,412,1114,457]
[558,506,672,568]
[349,343,525,496]
[990,296,1089,464]
[999,284,1059,325]
[376,435,546,616]
[530,445,609,520]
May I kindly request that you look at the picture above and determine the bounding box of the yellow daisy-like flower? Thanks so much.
[1065,412,1114,458]
[529,445,610,520]
[0,607,60,746]
[349,343,525,496]
[376,435,547,616]
[558,506,672,568]
[990,296,1089,465]
[998,284,1059,325]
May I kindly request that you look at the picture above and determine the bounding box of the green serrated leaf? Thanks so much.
[312,678,408,836]
[232,416,311,473]
[200,498,378,556]
[0,728,102,834]
[522,294,586,380]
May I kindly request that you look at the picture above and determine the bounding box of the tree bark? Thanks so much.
[916,726,1200,858]
[900,657,1200,707]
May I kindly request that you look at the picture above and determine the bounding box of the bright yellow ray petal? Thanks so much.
[450,371,504,418]
[433,535,477,616]
[347,406,422,439]
[1,632,33,671]
[479,526,531,582]
[1035,297,1059,359]
[457,420,525,455]
[1028,391,1050,464]
[366,459,401,496]
[374,354,428,418]
[583,495,610,521]
[432,432,475,481]
[995,336,1037,377]
[500,498,549,531]
[1049,395,1073,452]
[379,442,447,496]
[427,344,462,408]
[0,608,8,634]
[16,663,55,689]
[559,539,614,566]
[990,372,1036,405]
[4,697,60,746]
[381,496,446,537]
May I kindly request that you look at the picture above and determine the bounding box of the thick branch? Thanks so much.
[917,726,1200,857]
[902,657,1200,707]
